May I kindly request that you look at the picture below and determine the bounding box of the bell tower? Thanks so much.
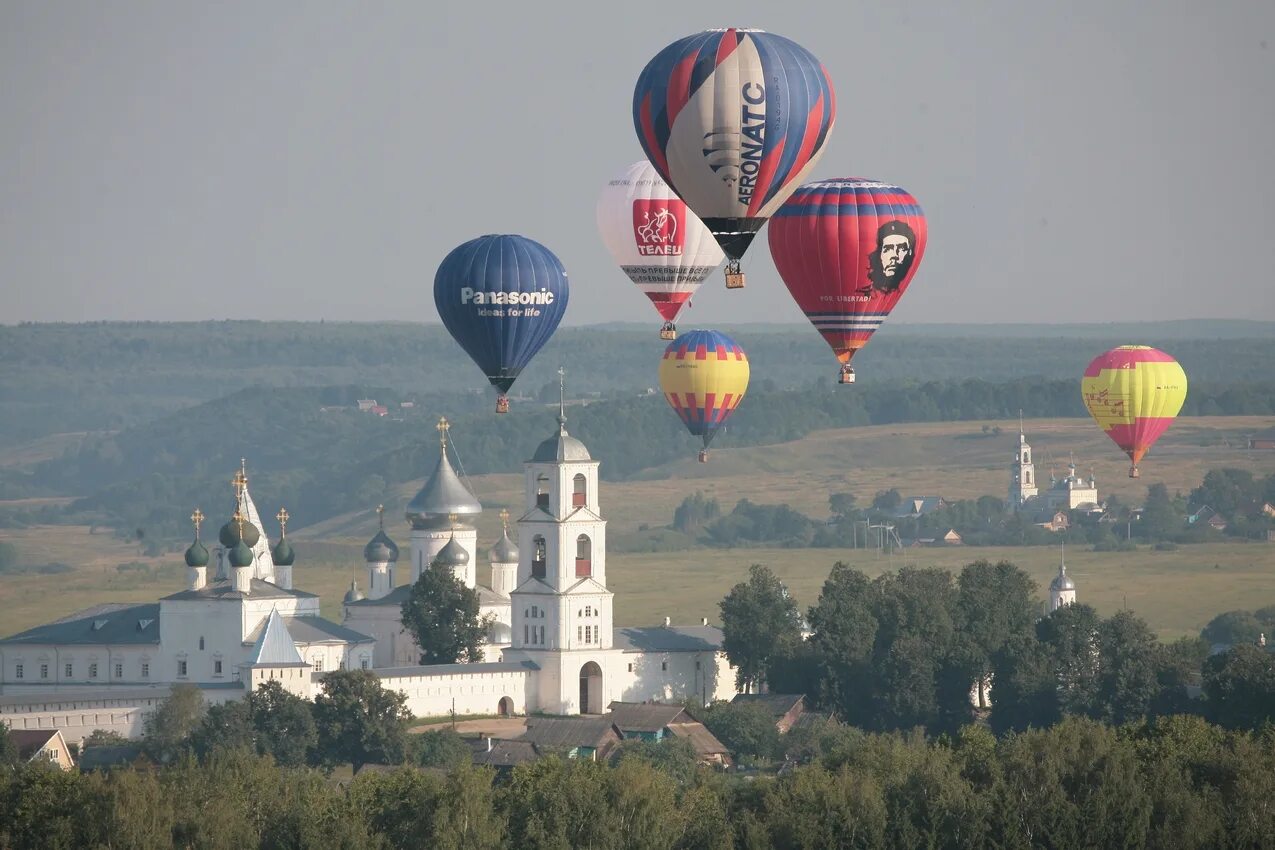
[1009,412,1038,512]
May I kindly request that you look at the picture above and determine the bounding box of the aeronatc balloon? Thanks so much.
[768,178,927,384]
[633,28,835,289]
[434,234,569,413]
[596,160,724,340]
[1081,346,1188,478]
[658,329,750,462]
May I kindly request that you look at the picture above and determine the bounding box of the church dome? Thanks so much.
[490,530,519,564]
[272,538,295,567]
[228,540,255,569]
[531,419,591,463]
[363,529,399,563]
[219,517,261,548]
[437,535,470,568]
[184,539,209,568]
[406,447,482,528]
[343,581,365,604]
[1050,567,1076,592]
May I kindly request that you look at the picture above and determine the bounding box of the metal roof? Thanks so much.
[1,603,161,646]
[242,610,307,668]
[406,446,482,527]
[243,615,374,646]
[490,530,519,563]
[530,422,592,463]
[161,579,317,602]
[612,625,723,653]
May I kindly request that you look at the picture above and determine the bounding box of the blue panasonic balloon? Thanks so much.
[434,234,569,412]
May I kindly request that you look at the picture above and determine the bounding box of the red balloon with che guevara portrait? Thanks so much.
[768,178,927,384]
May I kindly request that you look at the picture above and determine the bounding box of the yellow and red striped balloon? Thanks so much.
[1081,345,1188,478]
[658,329,750,462]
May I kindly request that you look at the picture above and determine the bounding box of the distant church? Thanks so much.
[0,407,737,741]
[1008,421,1101,528]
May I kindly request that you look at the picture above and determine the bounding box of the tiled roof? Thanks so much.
[0,603,160,646]
[612,625,723,653]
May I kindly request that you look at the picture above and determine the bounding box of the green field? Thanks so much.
[2,415,1272,641]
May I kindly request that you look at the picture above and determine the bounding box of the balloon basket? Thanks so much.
[697,450,709,463]
[724,260,745,289]
[838,366,856,385]
[495,396,510,414]
[1128,466,1139,479]
[659,323,677,341]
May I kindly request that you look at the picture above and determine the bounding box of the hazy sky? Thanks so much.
[2,1,1273,326]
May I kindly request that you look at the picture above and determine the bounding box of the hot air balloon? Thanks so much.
[434,234,569,413]
[768,178,927,384]
[1081,346,1188,478]
[597,160,725,340]
[658,329,750,462]
[633,28,835,289]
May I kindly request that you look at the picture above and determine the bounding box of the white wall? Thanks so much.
[0,686,244,743]
[376,666,532,719]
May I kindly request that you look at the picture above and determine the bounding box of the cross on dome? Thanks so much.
[276,507,290,538]
[376,504,385,530]
[191,508,204,539]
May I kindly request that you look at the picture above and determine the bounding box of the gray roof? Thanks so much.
[607,702,694,733]
[519,716,619,750]
[730,693,805,717]
[472,739,541,767]
[242,610,307,668]
[406,446,482,527]
[244,615,374,646]
[343,581,365,604]
[1050,567,1076,591]
[665,722,730,756]
[530,420,592,463]
[344,585,413,607]
[1,603,161,646]
[363,529,399,563]
[78,744,148,771]
[490,530,519,564]
[437,534,470,567]
[612,625,723,653]
[477,585,510,605]
[373,659,539,678]
[161,579,317,602]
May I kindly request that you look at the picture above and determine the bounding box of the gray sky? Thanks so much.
[2,1,1273,326]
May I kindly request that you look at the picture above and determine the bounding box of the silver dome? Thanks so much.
[363,529,399,563]
[437,535,470,568]
[531,419,591,463]
[1050,567,1076,592]
[490,530,519,564]
[406,446,482,528]
[343,581,365,603]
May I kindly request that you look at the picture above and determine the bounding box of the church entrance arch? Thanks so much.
[579,661,603,714]
[497,696,513,717]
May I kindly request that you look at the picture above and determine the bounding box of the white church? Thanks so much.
[0,411,737,742]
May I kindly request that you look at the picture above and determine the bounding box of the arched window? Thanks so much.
[572,473,587,507]
[575,534,592,577]
[536,474,550,509]
[1025,470,1032,485]
[532,536,547,579]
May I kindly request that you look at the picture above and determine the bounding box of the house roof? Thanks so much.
[161,579,316,602]
[472,739,542,767]
[242,610,307,668]
[8,729,60,760]
[0,603,161,646]
[612,625,723,653]
[665,722,730,756]
[243,615,374,646]
[731,693,805,717]
[519,716,619,750]
[607,702,693,733]
[78,744,148,771]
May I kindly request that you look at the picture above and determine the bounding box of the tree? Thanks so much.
[1037,603,1101,717]
[698,701,780,765]
[411,729,472,770]
[1140,482,1181,541]
[989,635,1060,734]
[1201,610,1264,647]
[190,699,254,759]
[719,564,803,692]
[144,683,205,764]
[956,560,1038,710]
[0,722,17,768]
[1093,610,1160,724]
[1189,468,1260,518]
[248,680,317,767]
[872,488,902,512]
[80,729,131,750]
[401,559,489,665]
[806,562,878,722]
[828,492,858,519]
[672,492,720,534]
[312,669,410,770]
[1202,644,1275,729]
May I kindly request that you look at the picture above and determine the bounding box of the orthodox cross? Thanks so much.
[276,507,290,538]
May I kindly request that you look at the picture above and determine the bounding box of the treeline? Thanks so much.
[6,375,1275,540]
[721,561,1275,737]
[3,320,1272,446]
[5,716,1275,848]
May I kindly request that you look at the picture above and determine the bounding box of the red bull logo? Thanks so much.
[632,199,686,256]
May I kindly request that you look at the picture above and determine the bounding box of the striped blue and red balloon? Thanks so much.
[433,235,569,408]
[768,179,927,379]
[633,29,835,264]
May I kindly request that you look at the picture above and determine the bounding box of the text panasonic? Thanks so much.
[461,288,556,306]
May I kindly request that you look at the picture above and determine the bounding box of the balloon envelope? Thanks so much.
[633,28,835,261]
[434,234,569,395]
[596,160,724,323]
[768,178,927,370]
[658,329,750,452]
[1081,346,1188,473]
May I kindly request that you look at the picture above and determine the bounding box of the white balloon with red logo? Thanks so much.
[596,160,724,331]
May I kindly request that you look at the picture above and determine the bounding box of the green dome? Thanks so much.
[271,538,295,567]
[219,518,261,548]
[229,540,254,569]
[184,539,209,568]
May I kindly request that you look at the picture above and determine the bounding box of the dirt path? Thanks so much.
[410,717,528,737]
